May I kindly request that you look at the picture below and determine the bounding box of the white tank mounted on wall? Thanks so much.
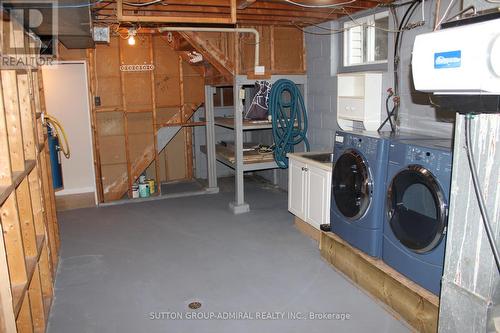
[412,16,500,95]
[336,72,383,131]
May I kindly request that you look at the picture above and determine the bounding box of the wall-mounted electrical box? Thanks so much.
[337,72,383,131]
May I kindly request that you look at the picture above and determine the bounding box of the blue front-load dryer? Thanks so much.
[330,130,390,258]
[383,138,453,295]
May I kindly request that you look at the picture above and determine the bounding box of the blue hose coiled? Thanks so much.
[269,79,310,168]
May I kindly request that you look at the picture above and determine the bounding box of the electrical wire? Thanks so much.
[123,0,166,7]
[342,7,411,33]
[434,0,455,30]
[384,90,395,131]
[296,16,407,35]
[283,0,356,8]
[464,114,500,273]
[296,1,422,36]
[392,0,420,125]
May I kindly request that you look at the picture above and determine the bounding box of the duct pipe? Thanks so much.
[158,27,263,75]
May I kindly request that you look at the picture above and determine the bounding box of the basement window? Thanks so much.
[342,11,389,67]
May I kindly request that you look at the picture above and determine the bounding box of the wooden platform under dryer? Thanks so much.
[320,231,439,333]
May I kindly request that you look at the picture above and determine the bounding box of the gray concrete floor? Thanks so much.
[47,178,409,333]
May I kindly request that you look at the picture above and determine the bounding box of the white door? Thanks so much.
[42,62,96,202]
[288,159,306,220]
[306,165,331,229]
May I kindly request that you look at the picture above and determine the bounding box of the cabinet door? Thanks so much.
[288,159,306,220]
[306,166,331,229]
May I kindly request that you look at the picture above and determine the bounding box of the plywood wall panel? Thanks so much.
[96,77,122,108]
[273,27,305,73]
[157,107,181,124]
[96,112,124,136]
[127,112,153,134]
[120,35,151,64]
[123,73,153,110]
[155,75,181,107]
[164,128,188,181]
[98,136,127,165]
[101,164,128,201]
[95,39,120,77]
[153,38,180,75]
[183,76,204,104]
[128,134,153,166]
[91,32,206,201]
[239,26,272,74]
[127,112,154,183]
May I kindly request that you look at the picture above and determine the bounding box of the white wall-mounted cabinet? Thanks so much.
[337,72,382,131]
[288,155,332,229]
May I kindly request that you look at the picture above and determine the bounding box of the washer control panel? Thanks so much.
[335,133,380,157]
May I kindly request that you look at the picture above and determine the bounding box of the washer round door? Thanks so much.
[332,149,372,220]
[387,165,447,253]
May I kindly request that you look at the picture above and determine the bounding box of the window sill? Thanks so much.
[338,62,388,74]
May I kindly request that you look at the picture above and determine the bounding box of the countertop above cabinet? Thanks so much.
[287,152,334,171]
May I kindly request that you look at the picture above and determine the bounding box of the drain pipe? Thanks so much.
[158,27,264,75]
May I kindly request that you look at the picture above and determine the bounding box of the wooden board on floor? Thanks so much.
[320,231,439,333]
[294,216,320,244]
[55,192,96,211]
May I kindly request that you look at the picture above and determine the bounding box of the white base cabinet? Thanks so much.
[288,156,332,229]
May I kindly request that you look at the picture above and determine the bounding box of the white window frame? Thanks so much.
[343,11,388,68]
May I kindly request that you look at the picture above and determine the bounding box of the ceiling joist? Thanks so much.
[93,0,391,27]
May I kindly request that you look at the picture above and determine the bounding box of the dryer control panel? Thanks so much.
[404,145,452,174]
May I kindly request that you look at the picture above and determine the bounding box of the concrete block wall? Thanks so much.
[305,0,463,148]
[391,0,457,136]
[305,21,340,152]
[196,0,493,191]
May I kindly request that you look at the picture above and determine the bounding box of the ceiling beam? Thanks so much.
[237,0,257,9]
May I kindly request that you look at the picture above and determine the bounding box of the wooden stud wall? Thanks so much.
[59,26,306,202]
[0,16,60,333]
[196,25,306,78]
[89,35,205,202]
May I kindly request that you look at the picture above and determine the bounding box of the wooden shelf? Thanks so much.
[201,144,278,172]
[12,235,45,318]
[0,160,37,206]
[42,296,52,325]
[215,116,274,130]
[214,116,298,131]
[11,282,27,318]
[0,185,11,207]
[0,22,59,332]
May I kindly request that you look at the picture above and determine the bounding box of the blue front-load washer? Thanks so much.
[383,138,453,295]
[330,130,390,257]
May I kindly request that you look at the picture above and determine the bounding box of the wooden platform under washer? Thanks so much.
[320,231,439,333]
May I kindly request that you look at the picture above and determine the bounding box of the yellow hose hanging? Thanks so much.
[44,114,71,159]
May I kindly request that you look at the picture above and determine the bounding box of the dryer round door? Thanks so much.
[332,149,372,220]
[387,165,447,253]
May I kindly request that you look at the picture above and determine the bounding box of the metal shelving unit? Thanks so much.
[203,75,307,214]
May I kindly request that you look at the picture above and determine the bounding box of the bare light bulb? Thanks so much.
[128,35,136,46]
